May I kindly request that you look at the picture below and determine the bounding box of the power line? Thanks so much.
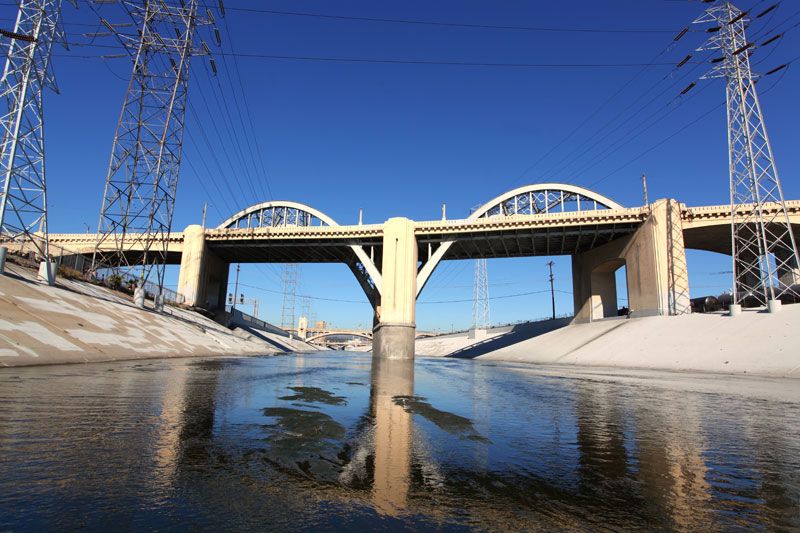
[51,40,692,68]
[505,4,799,190]
[188,5,679,34]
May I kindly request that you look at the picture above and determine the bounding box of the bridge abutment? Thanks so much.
[572,199,691,322]
[177,225,229,311]
[373,217,417,360]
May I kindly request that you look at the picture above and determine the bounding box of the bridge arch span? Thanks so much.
[416,183,624,297]
[216,200,383,306]
[218,200,338,230]
[468,182,623,221]
[306,332,373,344]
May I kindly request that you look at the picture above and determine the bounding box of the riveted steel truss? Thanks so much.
[472,258,490,329]
[695,2,800,305]
[0,0,65,266]
[91,0,209,291]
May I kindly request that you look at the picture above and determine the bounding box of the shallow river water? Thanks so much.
[1,353,799,531]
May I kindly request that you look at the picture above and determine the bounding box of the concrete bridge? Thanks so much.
[45,183,800,358]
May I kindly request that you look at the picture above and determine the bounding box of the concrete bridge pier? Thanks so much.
[177,225,229,311]
[572,199,691,322]
[372,217,417,360]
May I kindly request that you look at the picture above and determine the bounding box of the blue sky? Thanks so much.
[5,0,799,330]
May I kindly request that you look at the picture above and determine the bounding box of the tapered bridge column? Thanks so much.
[177,224,229,311]
[373,217,417,360]
[572,199,690,322]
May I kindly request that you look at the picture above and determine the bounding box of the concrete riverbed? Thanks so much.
[2,261,799,378]
[417,305,800,378]
[0,263,317,367]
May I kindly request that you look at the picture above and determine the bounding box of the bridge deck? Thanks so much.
[43,201,800,262]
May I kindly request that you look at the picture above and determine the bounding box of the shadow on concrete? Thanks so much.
[447,318,572,360]
[238,326,296,353]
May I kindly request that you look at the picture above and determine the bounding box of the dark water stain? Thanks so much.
[262,407,346,442]
[278,386,347,406]
[393,395,489,443]
[259,407,349,481]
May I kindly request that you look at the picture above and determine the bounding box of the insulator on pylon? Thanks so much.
[728,12,747,25]
[674,27,688,41]
[733,42,753,55]
[214,28,221,46]
[711,56,725,63]
[0,28,37,42]
[761,33,782,46]
[757,4,778,18]
[209,57,217,75]
[680,82,696,95]
[201,40,211,54]
[218,0,226,18]
[677,54,691,68]
[706,26,721,33]
[765,64,787,76]
[206,8,215,24]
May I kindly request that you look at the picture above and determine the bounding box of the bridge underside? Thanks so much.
[206,238,382,263]
[420,223,641,261]
[201,222,642,266]
[683,223,800,255]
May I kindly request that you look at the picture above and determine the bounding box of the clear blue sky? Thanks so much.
[5,0,799,330]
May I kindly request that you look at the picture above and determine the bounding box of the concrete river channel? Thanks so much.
[1,352,798,530]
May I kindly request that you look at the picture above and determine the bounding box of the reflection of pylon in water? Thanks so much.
[280,264,299,329]
[472,259,490,329]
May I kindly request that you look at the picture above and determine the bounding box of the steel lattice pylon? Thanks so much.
[695,2,800,306]
[472,259,490,329]
[280,263,299,330]
[0,0,65,273]
[91,0,209,292]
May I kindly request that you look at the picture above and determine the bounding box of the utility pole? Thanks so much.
[0,0,70,283]
[694,2,800,310]
[91,0,218,296]
[547,260,556,320]
[641,173,649,207]
[231,263,240,313]
[201,202,207,229]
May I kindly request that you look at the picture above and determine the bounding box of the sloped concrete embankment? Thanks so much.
[425,307,800,378]
[0,264,317,367]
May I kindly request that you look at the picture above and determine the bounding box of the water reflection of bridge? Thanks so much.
[3,354,798,528]
[149,356,800,528]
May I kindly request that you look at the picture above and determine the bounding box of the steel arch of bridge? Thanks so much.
[218,200,383,306]
[416,183,624,296]
[306,332,373,344]
[470,183,622,219]
[214,184,622,305]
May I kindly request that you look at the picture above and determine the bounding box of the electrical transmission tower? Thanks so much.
[472,259,490,330]
[0,0,69,278]
[694,2,800,307]
[91,0,215,293]
[280,264,299,330]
